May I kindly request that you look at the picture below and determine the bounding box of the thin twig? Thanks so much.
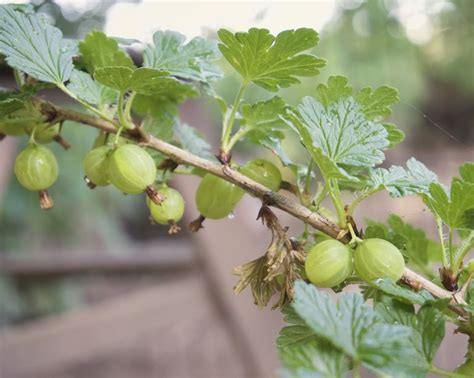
[39,99,467,316]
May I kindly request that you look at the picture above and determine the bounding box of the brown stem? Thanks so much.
[36,99,468,314]
[53,134,71,150]
[38,190,54,210]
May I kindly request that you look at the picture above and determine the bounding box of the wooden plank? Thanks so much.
[0,274,249,378]
[0,241,194,278]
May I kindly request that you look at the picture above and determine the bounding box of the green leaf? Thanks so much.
[355,85,399,121]
[372,278,435,305]
[94,66,135,91]
[67,70,102,105]
[0,6,75,84]
[315,76,352,107]
[132,95,178,118]
[424,181,474,230]
[173,122,215,161]
[460,163,474,184]
[375,294,445,366]
[374,293,415,326]
[239,97,291,164]
[218,28,325,92]
[130,70,198,99]
[278,306,349,378]
[368,158,438,197]
[0,91,27,115]
[142,114,175,141]
[79,30,135,75]
[412,305,445,364]
[94,66,198,101]
[286,97,389,179]
[292,281,424,376]
[389,215,443,264]
[143,30,221,82]
[383,123,405,148]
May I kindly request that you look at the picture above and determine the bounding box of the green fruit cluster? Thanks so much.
[305,238,405,288]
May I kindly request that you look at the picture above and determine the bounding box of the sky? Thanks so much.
[0,0,453,44]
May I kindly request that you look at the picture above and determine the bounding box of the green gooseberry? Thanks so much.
[240,159,282,192]
[305,239,353,288]
[195,173,244,219]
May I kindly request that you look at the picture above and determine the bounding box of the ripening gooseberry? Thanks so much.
[305,239,353,288]
[240,159,282,192]
[83,145,113,187]
[14,144,58,191]
[354,238,405,284]
[195,173,244,219]
[147,186,185,224]
[108,144,157,194]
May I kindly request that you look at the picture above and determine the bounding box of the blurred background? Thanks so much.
[0,1,472,377]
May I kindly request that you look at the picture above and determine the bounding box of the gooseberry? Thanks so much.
[240,159,282,192]
[108,144,157,194]
[83,145,112,187]
[195,173,244,219]
[354,238,405,284]
[305,239,353,288]
[14,143,58,209]
[147,186,185,225]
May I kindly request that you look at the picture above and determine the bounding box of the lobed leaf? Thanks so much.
[240,97,291,164]
[0,6,75,84]
[218,28,325,91]
[383,123,405,148]
[79,30,135,75]
[292,281,424,376]
[367,158,438,197]
[94,67,198,101]
[315,75,352,107]
[355,85,399,121]
[143,30,221,82]
[278,306,348,378]
[424,180,474,230]
[459,162,474,184]
[286,97,390,180]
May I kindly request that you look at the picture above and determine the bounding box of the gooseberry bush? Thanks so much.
[1,4,473,377]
